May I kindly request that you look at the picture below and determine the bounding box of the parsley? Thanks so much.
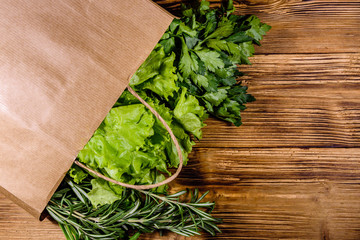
[171,0,271,126]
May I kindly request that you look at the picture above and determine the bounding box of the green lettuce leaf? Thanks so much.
[78,104,155,182]
[68,166,88,184]
[87,178,122,207]
[174,88,207,139]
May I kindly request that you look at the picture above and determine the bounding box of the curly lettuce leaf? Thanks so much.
[174,88,207,139]
[130,46,179,100]
[78,104,155,181]
[68,166,88,184]
[87,178,123,207]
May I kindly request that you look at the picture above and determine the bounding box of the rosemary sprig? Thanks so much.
[46,179,221,240]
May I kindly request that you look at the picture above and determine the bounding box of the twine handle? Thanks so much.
[74,86,183,190]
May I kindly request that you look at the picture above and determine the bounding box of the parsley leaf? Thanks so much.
[195,49,224,72]
[179,38,198,78]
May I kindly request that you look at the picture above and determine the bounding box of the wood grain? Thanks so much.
[0,193,64,240]
[141,148,360,240]
[198,55,360,148]
[1,0,360,239]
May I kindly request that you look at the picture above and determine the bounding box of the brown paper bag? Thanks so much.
[0,0,173,219]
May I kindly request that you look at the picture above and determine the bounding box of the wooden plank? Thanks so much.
[179,148,360,184]
[241,53,360,84]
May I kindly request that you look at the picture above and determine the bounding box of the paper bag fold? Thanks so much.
[0,0,173,219]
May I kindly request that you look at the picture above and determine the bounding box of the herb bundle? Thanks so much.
[48,1,270,239]
[47,179,220,240]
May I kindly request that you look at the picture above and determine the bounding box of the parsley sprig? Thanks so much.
[157,0,271,126]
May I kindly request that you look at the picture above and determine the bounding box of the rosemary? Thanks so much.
[46,179,221,240]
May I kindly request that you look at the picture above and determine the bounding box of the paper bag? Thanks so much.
[0,0,173,219]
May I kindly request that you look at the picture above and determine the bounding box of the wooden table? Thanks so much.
[1,0,360,239]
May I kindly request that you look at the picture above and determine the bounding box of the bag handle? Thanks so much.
[74,86,183,190]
